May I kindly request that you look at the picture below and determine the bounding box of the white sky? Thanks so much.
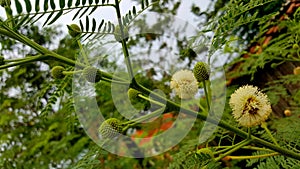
[0,0,210,33]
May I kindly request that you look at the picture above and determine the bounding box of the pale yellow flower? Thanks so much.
[170,70,198,99]
[293,67,300,75]
[229,85,272,127]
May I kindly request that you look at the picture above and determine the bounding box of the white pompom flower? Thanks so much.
[170,70,198,99]
[229,85,272,127]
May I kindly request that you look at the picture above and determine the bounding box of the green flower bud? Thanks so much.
[196,148,214,158]
[0,0,11,7]
[83,66,102,83]
[127,88,149,110]
[67,24,82,38]
[0,56,4,65]
[114,25,129,42]
[193,62,210,82]
[51,66,65,79]
[128,88,141,101]
[98,118,123,139]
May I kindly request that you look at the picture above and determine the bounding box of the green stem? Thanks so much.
[215,139,252,161]
[214,145,275,152]
[202,80,210,110]
[0,24,85,68]
[261,122,279,146]
[225,152,280,160]
[77,39,90,66]
[138,94,166,107]
[3,57,29,62]
[114,0,134,80]
[62,70,83,75]
[101,77,130,85]
[0,55,50,69]
[214,144,236,155]
[123,107,165,126]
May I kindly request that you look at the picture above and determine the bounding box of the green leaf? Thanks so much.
[95,0,99,4]
[35,0,40,12]
[79,19,84,31]
[16,14,30,28]
[72,8,84,20]
[24,0,32,12]
[133,6,136,16]
[79,7,90,18]
[128,11,132,20]
[68,0,73,7]
[98,19,104,31]
[92,18,96,32]
[44,0,49,11]
[50,0,56,9]
[89,0,93,4]
[75,0,80,6]
[102,0,105,4]
[15,0,23,14]
[59,0,65,8]
[82,0,87,5]
[48,10,63,25]
[107,21,111,32]
[43,12,55,26]
[89,6,97,15]
[85,16,89,31]
[141,0,144,9]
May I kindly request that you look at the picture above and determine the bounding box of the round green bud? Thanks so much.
[193,62,210,82]
[127,88,149,110]
[196,148,214,158]
[83,66,102,83]
[99,118,123,139]
[114,25,129,42]
[0,56,5,65]
[51,66,65,79]
[67,24,82,38]
[0,0,11,7]
[292,44,299,50]
[128,88,141,101]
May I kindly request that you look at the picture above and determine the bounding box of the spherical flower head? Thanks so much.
[67,24,82,38]
[98,118,123,139]
[170,70,198,99]
[51,66,65,79]
[128,88,141,102]
[193,62,210,82]
[127,88,149,110]
[293,67,300,75]
[83,66,102,83]
[114,25,129,42]
[229,85,272,127]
